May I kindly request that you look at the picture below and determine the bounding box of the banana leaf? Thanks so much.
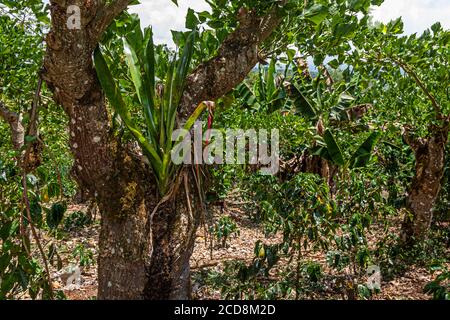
[323,129,345,166]
[349,131,381,168]
[292,83,317,119]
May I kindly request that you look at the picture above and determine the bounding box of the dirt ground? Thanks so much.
[47,202,450,300]
[53,204,447,300]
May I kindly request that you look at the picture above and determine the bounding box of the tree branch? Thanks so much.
[0,101,25,150]
[180,8,285,117]
[93,0,133,40]
[319,65,334,91]
[390,57,442,119]
[402,126,423,152]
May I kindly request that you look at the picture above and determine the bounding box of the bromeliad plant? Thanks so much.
[94,22,212,196]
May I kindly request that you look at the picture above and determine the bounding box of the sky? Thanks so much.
[129,0,450,45]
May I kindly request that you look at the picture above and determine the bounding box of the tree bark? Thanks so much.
[0,101,25,150]
[96,163,201,300]
[401,124,449,242]
[42,1,284,299]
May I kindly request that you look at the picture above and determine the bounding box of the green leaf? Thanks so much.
[328,59,340,69]
[93,46,162,173]
[29,199,43,226]
[304,4,329,26]
[0,253,11,275]
[333,22,357,39]
[386,17,404,34]
[0,222,13,241]
[46,202,67,230]
[265,58,276,98]
[323,129,345,166]
[347,0,371,13]
[182,102,210,132]
[165,31,196,148]
[292,83,317,119]
[431,22,442,34]
[25,135,37,143]
[186,8,200,30]
[310,145,331,160]
[349,132,381,168]
[123,25,158,141]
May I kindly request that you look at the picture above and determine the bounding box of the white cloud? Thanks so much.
[371,0,450,34]
[131,0,449,45]
[129,0,210,45]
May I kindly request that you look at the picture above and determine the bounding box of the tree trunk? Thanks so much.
[42,1,284,300]
[97,166,201,300]
[143,192,200,300]
[402,125,449,242]
[42,10,200,300]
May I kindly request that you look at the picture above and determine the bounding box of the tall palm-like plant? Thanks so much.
[94,24,211,196]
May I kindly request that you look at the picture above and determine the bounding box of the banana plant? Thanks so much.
[287,58,380,170]
[312,129,381,169]
[236,58,288,113]
[94,23,210,196]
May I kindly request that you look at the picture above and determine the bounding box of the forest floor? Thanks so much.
[52,203,448,300]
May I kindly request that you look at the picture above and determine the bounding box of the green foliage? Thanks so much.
[255,173,336,248]
[236,59,289,113]
[63,211,92,232]
[0,170,57,299]
[375,225,450,281]
[208,107,311,200]
[95,14,211,195]
[2,0,449,301]
[346,18,450,133]
[0,4,74,300]
[424,266,450,300]
[303,261,322,283]
[45,202,67,230]
[319,128,381,169]
[72,243,94,268]
[436,146,450,220]
[323,129,345,166]
[0,4,46,107]
[210,216,240,248]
